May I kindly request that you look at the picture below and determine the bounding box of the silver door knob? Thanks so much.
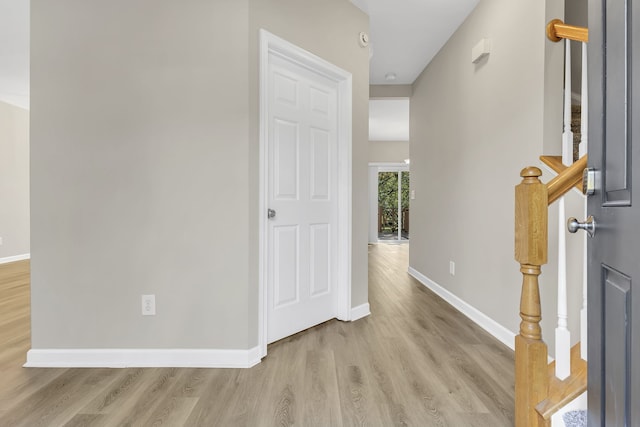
[267,209,276,219]
[567,216,596,237]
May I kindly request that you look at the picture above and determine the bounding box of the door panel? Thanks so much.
[273,225,299,308]
[603,0,631,205]
[310,86,330,115]
[603,0,628,197]
[273,119,299,200]
[588,0,639,425]
[310,223,330,297]
[602,266,631,426]
[267,51,339,344]
[310,128,330,200]
[274,72,298,107]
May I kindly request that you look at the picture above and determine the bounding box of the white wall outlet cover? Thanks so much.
[410,190,416,200]
[141,294,156,316]
[471,38,491,64]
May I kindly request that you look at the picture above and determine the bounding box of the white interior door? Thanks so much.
[266,50,339,344]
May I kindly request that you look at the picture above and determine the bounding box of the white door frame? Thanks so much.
[259,30,353,358]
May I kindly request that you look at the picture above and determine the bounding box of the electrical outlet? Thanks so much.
[141,295,156,315]
[410,190,415,200]
[0,236,3,245]
[449,261,455,276]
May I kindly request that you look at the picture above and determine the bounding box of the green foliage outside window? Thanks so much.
[378,172,410,233]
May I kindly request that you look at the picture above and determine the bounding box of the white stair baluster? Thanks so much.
[556,196,571,380]
[555,37,573,380]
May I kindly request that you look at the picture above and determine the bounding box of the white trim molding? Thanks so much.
[350,303,371,321]
[408,267,516,350]
[0,253,30,265]
[258,29,353,357]
[24,346,262,368]
[368,162,410,168]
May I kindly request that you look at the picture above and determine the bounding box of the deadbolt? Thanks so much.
[582,168,597,196]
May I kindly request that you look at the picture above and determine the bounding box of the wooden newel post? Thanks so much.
[514,167,549,427]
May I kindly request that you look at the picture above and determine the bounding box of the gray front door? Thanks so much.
[588,0,639,425]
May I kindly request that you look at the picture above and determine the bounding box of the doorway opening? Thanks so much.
[368,163,409,244]
[378,170,410,241]
[259,30,353,357]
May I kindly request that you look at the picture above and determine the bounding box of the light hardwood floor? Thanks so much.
[0,245,514,426]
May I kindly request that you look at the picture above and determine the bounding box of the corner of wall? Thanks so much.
[0,101,30,261]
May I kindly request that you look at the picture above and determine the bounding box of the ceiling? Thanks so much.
[0,0,29,109]
[351,0,479,142]
[351,0,479,85]
[0,1,479,112]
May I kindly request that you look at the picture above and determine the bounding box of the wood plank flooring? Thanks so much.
[0,245,514,426]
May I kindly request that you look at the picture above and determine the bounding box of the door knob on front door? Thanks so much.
[567,216,596,237]
[267,209,276,219]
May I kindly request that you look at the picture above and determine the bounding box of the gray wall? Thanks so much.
[370,84,413,99]
[369,141,409,163]
[31,0,251,349]
[0,101,29,260]
[30,0,368,350]
[410,0,581,355]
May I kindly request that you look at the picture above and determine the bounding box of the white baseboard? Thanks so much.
[350,303,371,321]
[408,267,516,351]
[0,253,30,265]
[24,346,262,368]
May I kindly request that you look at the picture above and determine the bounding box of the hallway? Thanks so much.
[0,245,514,426]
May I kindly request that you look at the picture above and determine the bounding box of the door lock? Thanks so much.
[267,209,276,219]
[582,168,598,196]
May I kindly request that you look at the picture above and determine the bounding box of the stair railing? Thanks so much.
[515,20,589,427]
[515,167,549,427]
[515,156,586,427]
